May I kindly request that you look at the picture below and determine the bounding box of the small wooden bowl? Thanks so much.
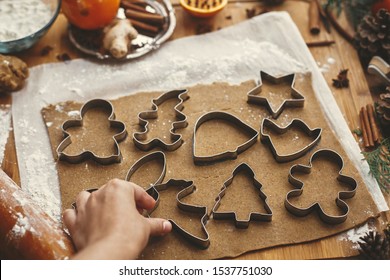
[179,0,228,18]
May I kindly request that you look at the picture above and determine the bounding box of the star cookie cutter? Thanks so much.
[285,149,358,224]
[247,71,305,119]
[193,111,259,165]
[57,99,127,165]
[260,118,322,163]
[133,89,189,151]
[212,163,272,228]
[147,179,210,248]
[125,151,167,192]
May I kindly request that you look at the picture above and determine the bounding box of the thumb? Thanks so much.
[147,218,172,236]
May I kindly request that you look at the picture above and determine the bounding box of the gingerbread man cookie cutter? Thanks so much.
[193,111,259,165]
[57,99,127,165]
[285,149,358,224]
[260,118,322,163]
[247,71,305,119]
[147,179,210,248]
[133,89,189,151]
[212,163,272,228]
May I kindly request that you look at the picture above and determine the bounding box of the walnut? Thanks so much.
[0,54,29,93]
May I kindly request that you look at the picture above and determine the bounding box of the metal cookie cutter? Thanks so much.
[212,163,272,228]
[193,111,259,165]
[125,151,166,192]
[147,179,210,249]
[57,99,127,165]
[247,71,305,119]
[367,56,390,85]
[260,118,322,163]
[285,149,358,224]
[133,89,189,151]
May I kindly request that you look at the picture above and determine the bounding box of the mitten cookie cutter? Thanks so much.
[57,99,127,165]
[247,71,305,119]
[260,118,322,163]
[212,163,272,228]
[147,179,210,249]
[125,151,166,192]
[285,149,358,224]
[193,111,259,165]
[133,89,189,151]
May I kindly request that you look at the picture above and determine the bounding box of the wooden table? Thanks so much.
[1,0,389,259]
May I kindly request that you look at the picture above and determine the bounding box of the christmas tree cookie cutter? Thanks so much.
[260,118,322,163]
[147,179,210,249]
[193,111,259,165]
[125,151,167,192]
[247,71,305,119]
[285,149,358,224]
[133,89,189,151]
[56,99,127,165]
[212,163,272,228]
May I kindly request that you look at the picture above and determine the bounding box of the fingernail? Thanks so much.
[163,221,172,232]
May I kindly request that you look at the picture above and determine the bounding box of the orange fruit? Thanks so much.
[62,0,120,30]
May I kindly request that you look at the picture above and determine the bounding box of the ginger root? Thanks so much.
[0,54,29,93]
[103,19,138,59]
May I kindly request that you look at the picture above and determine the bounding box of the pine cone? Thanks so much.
[377,86,390,129]
[354,9,390,64]
[358,231,390,260]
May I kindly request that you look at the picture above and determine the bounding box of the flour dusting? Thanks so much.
[9,212,35,238]
[338,221,375,249]
[0,104,11,164]
[0,0,53,42]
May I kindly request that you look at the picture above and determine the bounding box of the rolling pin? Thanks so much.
[0,168,75,259]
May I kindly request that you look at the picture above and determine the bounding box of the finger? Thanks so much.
[131,183,156,210]
[75,190,91,214]
[147,218,172,236]
[62,208,77,236]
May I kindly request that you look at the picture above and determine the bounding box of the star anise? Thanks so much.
[332,69,349,88]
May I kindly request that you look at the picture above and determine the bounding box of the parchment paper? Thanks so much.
[12,12,388,234]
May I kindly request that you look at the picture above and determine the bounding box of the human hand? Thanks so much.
[63,179,172,260]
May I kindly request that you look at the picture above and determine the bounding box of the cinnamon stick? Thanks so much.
[367,104,379,143]
[121,2,148,13]
[360,108,369,148]
[309,0,320,35]
[362,106,374,147]
[306,40,335,47]
[121,0,148,8]
[125,9,164,25]
[128,18,160,34]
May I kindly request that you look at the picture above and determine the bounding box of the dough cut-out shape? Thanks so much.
[285,149,357,224]
[133,89,189,151]
[147,179,210,248]
[125,151,167,191]
[247,71,305,119]
[193,111,259,165]
[57,99,127,165]
[261,118,322,163]
[212,163,272,228]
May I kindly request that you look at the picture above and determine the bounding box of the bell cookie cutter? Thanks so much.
[133,89,189,151]
[57,99,127,165]
[193,111,259,165]
[247,71,305,119]
[212,163,272,228]
[125,151,166,192]
[147,179,210,249]
[285,149,358,224]
[260,118,322,163]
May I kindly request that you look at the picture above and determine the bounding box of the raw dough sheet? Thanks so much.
[11,12,388,257]
[42,75,378,259]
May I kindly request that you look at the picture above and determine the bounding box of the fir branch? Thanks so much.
[362,138,390,193]
[353,128,362,136]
